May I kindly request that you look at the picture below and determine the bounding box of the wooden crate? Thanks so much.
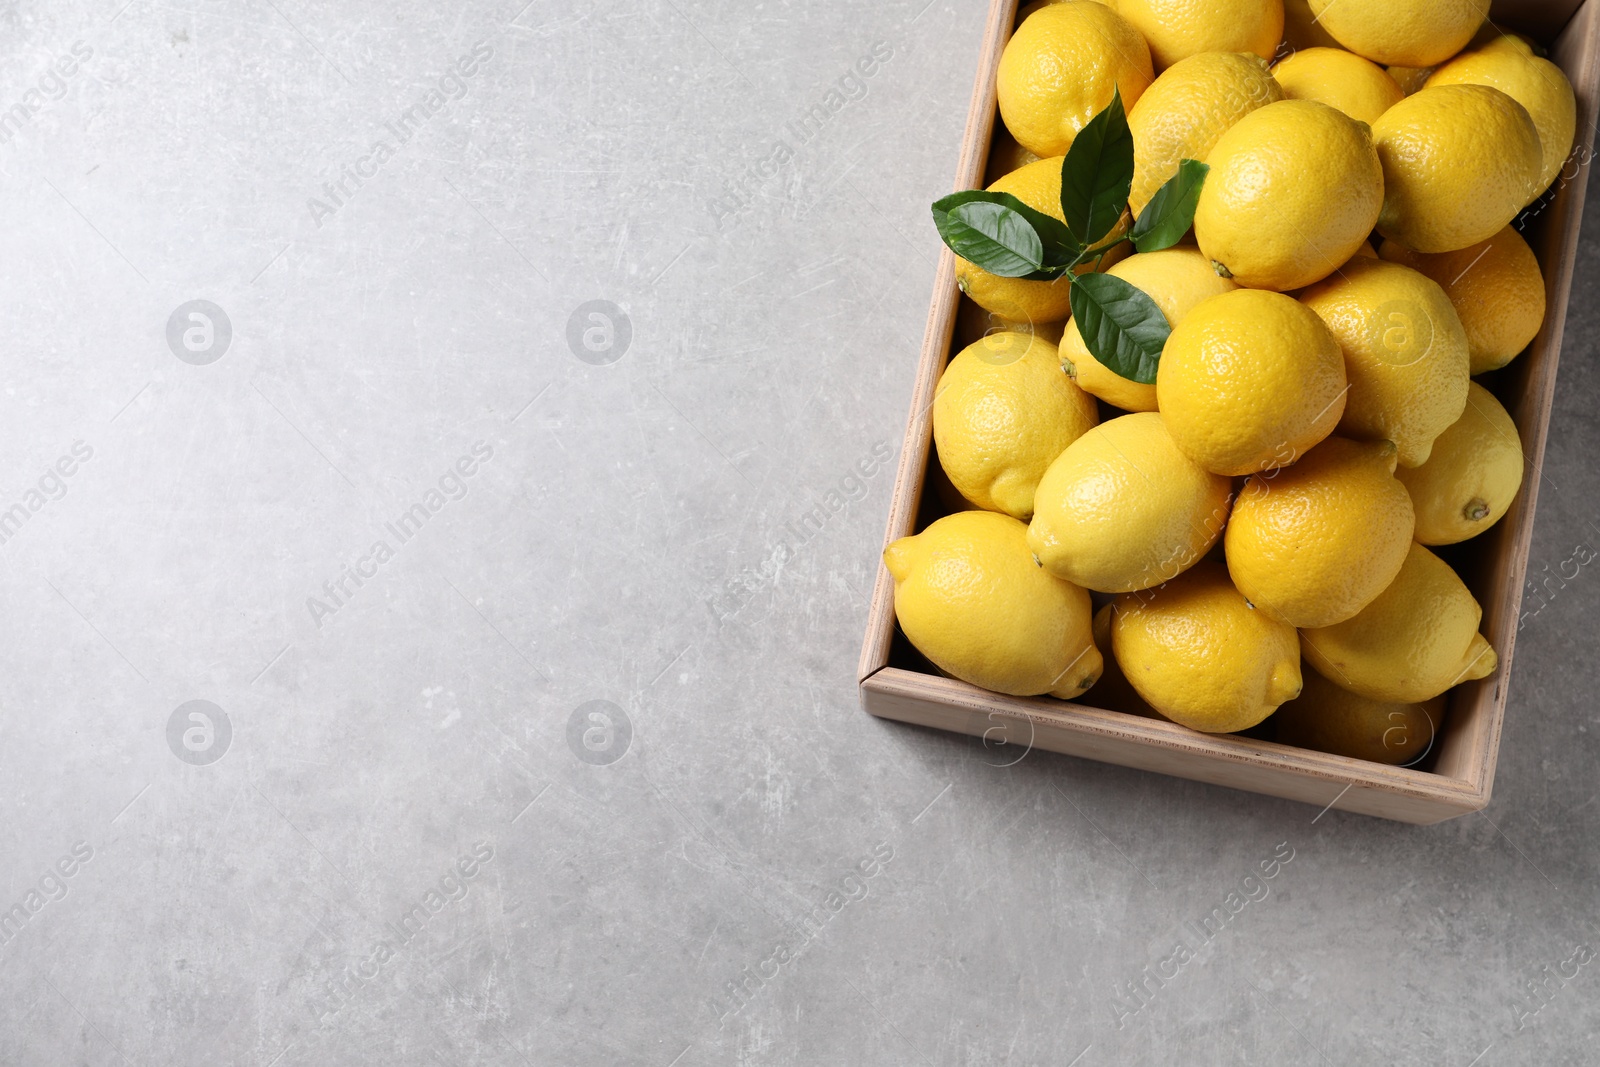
[858,0,1600,824]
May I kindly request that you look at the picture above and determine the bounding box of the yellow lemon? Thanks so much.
[1379,225,1545,373]
[1111,561,1301,732]
[1028,411,1233,592]
[1371,84,1542,253]
[955,157,1076,323]
[1281,0,1340,51]
[1060,246,1238,410]
[1308,0,1490,67]
[1300,542,1497,703]
[1112,0,1283,71]
[1273,666,1443,764]
[1386,64,1435,95]
[1127,51,1284,218]
[1194,99,1384,290]
[884,511,1101,698]
[1426,34,1577,195]
[1300,257,1470,467]
[997,2,1153,158]
[1225,436,1415,627]
[1270,47,1403,124]
[1158,288,1347,475]
[1086,602,1164,717]
[1396,381,1525,545]
[933,331,1099,519]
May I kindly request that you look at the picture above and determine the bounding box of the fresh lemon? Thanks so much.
[997,2,1154,158]
[1270,47,1403,125]
[1194,99,1384,290]
[1426,33,1577,195]
[1158,288,1347,475]
[884,511,1102,698]
[1379,225,1545,373]
[1112,0,1283,71]
[1386,65,1435,95]
[1308,0,1490,67]
[1225,436,1415,627]
[1300,542,1497,703]
[1028,411,1233,592]
[1281,0,1340,51]
[955,157,1075,323]
[1060,246,1238,410]
[1371,84,1542,253]
[1126,51,1284,218]
[1273,665,1443,765]
[1300,257,1470,467]
[1086,602,1164,717]
[1111,561,1301,732]
[1396,381,1525,545]
[933,331,1099,519]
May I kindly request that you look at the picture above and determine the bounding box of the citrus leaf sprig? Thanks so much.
[929,90,1208,385]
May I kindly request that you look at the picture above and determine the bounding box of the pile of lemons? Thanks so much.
[886,0,1571,764]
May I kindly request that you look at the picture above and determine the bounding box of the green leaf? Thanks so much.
[1131,159,1209,253]
[932,190,1080,274]
[1069,273,1170,384]
[934,200,1045,277]
[1059,88,1134,247]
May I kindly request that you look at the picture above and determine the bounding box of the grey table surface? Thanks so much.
[2,1,1599,1064]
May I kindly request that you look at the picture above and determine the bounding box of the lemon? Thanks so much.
[1273,666,1443,765]
[1379,225,1545,373]
[1308,0,1490,67]
[1086,602,1164,717]
[1225,436,1415,627]
[1300,257,1470,467]
[1111,561,1301,732]
[933,331,1099,519]
[1060,247,1238,410]
[1158,288,1347,476]
[1426,34,1576,195]
[1371,84,1542,253]
[884,511,1102,698]
[955,157,1076,323]
[1282,0,1340,51]
[997,2,1153,158]
[1112,0,1283,71]
[1270,47,1403,125]
[1194,99,1384,290]
[1386,65,1435,95]
[1396,381,1525,545]
[1126,51,1284,218]
[1028,411,1233,592]
[1300,542,1497,703]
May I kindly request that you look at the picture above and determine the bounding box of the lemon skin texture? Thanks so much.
[997,2,1154,158]
[885,511,1103,699]
[1274,666,1443,765]
[1226,436,1415,627]
[1270,46,1403,125]
[1158,288,1347,476]
[1127,51,1284,218]
[1300,542,1497,703]
[1379,226,1545,374]
[1028,412,1234,592]
[1307,0,1490,68]
[1111,561,1302,733]
[1371,84,1543,253]
[933,331,1099,519]
[1300,257,1471,468]
[1060,246,1238,411]
[1426,34,1577,196]
[1395,381,1525,545]
[1194,99,1384,291]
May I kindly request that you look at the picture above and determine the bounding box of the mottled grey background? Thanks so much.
[1,1,1597,1064]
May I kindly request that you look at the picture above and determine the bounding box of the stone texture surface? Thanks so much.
[0,1,1598,1064]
